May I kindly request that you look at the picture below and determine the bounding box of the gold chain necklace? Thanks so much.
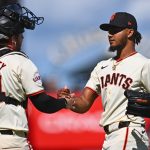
[112,60,119,70]
[112,51,137,70]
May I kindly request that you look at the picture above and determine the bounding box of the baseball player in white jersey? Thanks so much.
[0,3,72,149]
[58,12,150,149]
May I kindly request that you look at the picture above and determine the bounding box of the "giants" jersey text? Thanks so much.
[100,73,133,89]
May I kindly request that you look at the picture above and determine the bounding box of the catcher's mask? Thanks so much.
[0,3,44,37]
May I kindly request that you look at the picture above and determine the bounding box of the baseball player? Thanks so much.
[0,3,72,149]
[58,12,150,149]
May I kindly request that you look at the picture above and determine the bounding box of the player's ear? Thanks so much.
[127,29,134,38]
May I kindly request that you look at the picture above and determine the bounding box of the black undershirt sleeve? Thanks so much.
[29,92,67,113]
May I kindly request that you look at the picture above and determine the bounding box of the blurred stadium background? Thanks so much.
[1,0,150,149]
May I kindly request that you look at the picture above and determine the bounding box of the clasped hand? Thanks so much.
[57,87,76,110]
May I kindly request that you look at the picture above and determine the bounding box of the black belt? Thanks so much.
[0,130,13,135]
[104,121,130,134]
[0,92,27,109]
[0,130,27,137]
[104,121,145,134]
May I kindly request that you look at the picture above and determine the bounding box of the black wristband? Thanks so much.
[59,98,68,108]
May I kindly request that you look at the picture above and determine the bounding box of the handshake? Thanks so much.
[57,86,76,110]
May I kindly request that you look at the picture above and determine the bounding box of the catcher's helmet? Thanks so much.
[0,3,44,37]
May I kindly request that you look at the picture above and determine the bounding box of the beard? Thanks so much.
[108,44,125,52]
[108,37,128,52]
[108,46,117,52]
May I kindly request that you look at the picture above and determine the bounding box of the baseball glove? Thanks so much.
[124,90,150,118]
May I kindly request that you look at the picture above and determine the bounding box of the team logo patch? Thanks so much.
[33,72,42,84]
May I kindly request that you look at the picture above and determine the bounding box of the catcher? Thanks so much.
[0,3,73,149]
[58,12,150,150]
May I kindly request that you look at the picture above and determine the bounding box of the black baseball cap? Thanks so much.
[100,12,137,31]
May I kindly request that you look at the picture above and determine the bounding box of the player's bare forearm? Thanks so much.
[57,87,98,113]
[70,96,91,113]
[70,88,98,113]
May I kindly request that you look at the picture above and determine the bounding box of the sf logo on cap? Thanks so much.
[110,13,116,21]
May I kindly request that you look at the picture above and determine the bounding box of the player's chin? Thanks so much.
[108,46,117,52]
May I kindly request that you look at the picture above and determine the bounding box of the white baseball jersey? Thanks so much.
[0,47,44,132]
[85,52,150,127]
